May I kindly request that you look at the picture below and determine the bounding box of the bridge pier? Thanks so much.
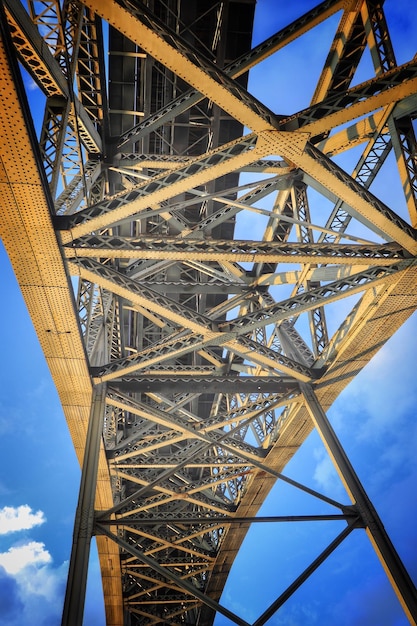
[61,384,107,626]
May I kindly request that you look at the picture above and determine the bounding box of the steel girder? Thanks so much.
[1,0,417,625]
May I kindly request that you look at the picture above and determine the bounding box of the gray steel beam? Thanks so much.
[97,513,358,525]
[102,388,348,518]
[253,523,359,626]
[95,523,251,626]
[302,384,417,625]
[64,236,408,264]
[61,384,107,626]
[107,375,299,394]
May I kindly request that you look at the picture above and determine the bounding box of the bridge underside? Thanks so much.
[1,0,417,624]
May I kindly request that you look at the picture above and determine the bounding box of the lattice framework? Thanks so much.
[1,0,417,625]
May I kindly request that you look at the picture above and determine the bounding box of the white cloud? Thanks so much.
[0,541,51,575]
[0,540,68,625]
[15,551,67,606]
[0,505,68,624]
[0,504,46,535]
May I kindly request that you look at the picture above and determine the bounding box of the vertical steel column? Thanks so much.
[61,383,106,626]
[302,383,417,625]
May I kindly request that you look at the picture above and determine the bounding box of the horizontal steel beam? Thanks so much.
[105,376,300,394]
[65,236,409,264]
[96,513,358,526]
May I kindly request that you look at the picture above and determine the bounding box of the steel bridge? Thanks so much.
[1,0,417,624]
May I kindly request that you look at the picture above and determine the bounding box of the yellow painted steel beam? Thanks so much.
[110,434,188,461]
[252,265,374,287]
[0,27,123,626]
[229,0,347,80]
[120,494,230,519]
[114,0,346,151]
[311,0,364,104]
[298,61,417,138]
[106,394,271,464]
[60,132,308,241]
[318,108,387,156]
[4,0,64,96]
[121,156,290,175]
[285,140,417,252]
[61,129,417,254]
[71,256,410,369]
[302,60,417,134]
[3,1,417,622]
[204,268,417,607]
[125,569,202,594]
[69,259,314,381]
[122,525,217,561]
[112,462,254,470]
[64,128,417,258]
[83,0,278,134]
[4,1,102,153]
[93,268,417,595]
[78,0,417,256]
[388,116,417,227]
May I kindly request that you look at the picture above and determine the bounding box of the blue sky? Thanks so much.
[215,316,417,625]
[0,242,105,625]
[213,1,417,624]
[0,0,416,625]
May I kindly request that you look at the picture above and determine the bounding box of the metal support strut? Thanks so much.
[61,383,107,626]
[302,384,417,625]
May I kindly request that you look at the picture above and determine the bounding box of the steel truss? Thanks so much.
[1,1,417,625]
